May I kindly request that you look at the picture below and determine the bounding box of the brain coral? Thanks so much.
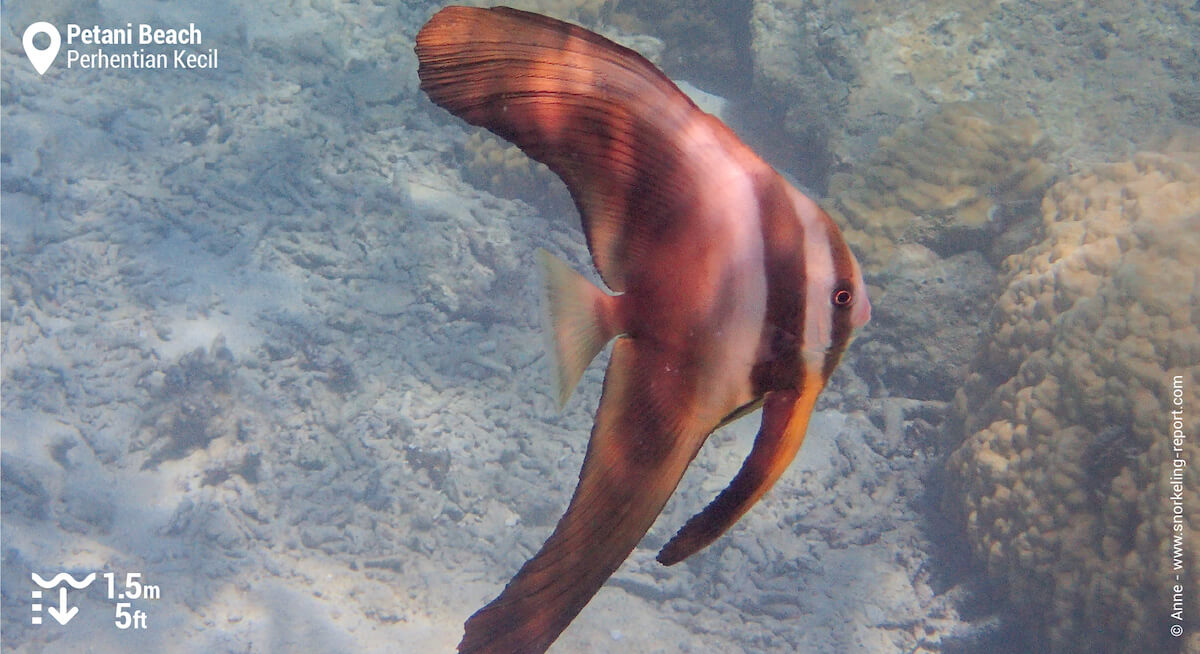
[827,102,1056,272]
[945,150,1200,652]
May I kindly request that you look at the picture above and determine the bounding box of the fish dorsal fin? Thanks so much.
[416,6,735,292]
[537,249,620,407]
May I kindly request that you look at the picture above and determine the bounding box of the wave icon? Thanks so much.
[31,573,95,589]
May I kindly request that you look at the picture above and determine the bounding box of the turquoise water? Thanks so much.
[2,2,1195,653]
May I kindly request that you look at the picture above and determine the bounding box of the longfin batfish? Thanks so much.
[415,6,871,653]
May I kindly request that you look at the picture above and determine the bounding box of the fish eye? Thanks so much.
[832,288,853,307]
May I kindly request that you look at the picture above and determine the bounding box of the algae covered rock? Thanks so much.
[945,149,1200,652]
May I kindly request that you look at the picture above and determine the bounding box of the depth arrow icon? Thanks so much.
[47,587,78,625]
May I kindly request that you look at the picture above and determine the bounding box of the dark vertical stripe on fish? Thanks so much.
[822,221,855,380]
[750,175,805,395]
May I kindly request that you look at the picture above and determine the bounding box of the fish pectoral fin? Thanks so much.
[460,339,713,654]
[537,248,620,408]
[657,377,824,566]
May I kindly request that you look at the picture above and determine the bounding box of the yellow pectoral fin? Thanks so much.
[537,248,620,408]
[657,372,825,565]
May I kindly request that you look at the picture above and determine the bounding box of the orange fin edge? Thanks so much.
[657,375,824,566]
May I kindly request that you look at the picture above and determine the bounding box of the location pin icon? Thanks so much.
[23,22,61,76]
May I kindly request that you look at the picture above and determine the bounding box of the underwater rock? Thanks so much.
[0,120,46,196]
[853,246,995,402]
[750,0,857,164]
[459,0,612,26]
[945,149,1200,652]
[137,336,240,469]
[0,458,50,522]
[202,446,262,486]
[612,0,752,95]
[60,483,116,534]
[345,58,409,106]
[751,0,1196,169]
[160,494,250,551]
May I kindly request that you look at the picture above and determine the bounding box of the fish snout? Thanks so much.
[852,290,871,329]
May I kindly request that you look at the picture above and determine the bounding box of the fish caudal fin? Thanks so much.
[459,339,717,654]
[538,249,620,408]
[657,375,824,566]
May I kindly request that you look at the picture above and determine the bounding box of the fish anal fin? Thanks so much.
[657,374,824,566]
[459,339,716,653]
[538,249,621,408]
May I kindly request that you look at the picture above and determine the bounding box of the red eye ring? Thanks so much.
[832,289,853,307]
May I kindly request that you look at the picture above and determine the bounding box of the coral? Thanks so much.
[459,131,563,207]
[945,149,1200,652]
[827,102,1056,272]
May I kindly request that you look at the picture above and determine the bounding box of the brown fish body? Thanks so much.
[415,7,870,653]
